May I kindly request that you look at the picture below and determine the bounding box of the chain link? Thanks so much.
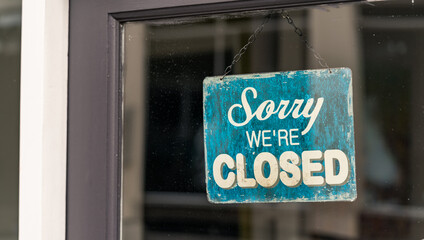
[220,11,331,80]
[221,14,272,80]
[281,11,331,72]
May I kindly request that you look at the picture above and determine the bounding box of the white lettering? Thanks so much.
[302,150,325,186]
[278,129,288,146]
[289,129,300,146]
[324,149,349,185]
[213,154,236,189]
[236,154,257,188]
[211,150,351,189]
[228,87,323,135]
[301,98,324,135]
[253,152,279,188]
[262,130,272,147]
[279,151,302,187]
[246,131,261,148]
[228,87,256,127]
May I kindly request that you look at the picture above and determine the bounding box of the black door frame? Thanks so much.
[67,0,361,239]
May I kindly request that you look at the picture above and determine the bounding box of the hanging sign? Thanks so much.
[203,68,356,203]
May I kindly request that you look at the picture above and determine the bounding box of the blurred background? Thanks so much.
[121,0,424,239]
[0,0,20,240]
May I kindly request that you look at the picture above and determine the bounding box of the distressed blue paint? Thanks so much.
[203,68,356,203]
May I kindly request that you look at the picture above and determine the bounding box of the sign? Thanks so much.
[203,68,356,203]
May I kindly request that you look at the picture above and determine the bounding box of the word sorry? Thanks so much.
[213,150,349,189]
[228,87,324,135]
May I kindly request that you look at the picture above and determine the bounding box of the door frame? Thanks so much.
[20,1,68,240]
[67,1,361,239]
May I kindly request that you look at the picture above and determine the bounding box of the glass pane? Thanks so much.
[122,1,424,239]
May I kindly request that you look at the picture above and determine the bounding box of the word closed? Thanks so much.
[203,68,356,203]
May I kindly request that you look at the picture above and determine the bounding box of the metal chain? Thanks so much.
[220,14,272,80]
[220,11,331,80]
[280,11,331,72]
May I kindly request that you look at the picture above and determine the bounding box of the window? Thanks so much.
[120,0,424,239]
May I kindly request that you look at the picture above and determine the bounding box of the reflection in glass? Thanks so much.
[122,1,424,239]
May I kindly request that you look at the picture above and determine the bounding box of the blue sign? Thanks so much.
[203,68,356,203]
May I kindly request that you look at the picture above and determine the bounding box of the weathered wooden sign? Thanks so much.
[203,68,356,203]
